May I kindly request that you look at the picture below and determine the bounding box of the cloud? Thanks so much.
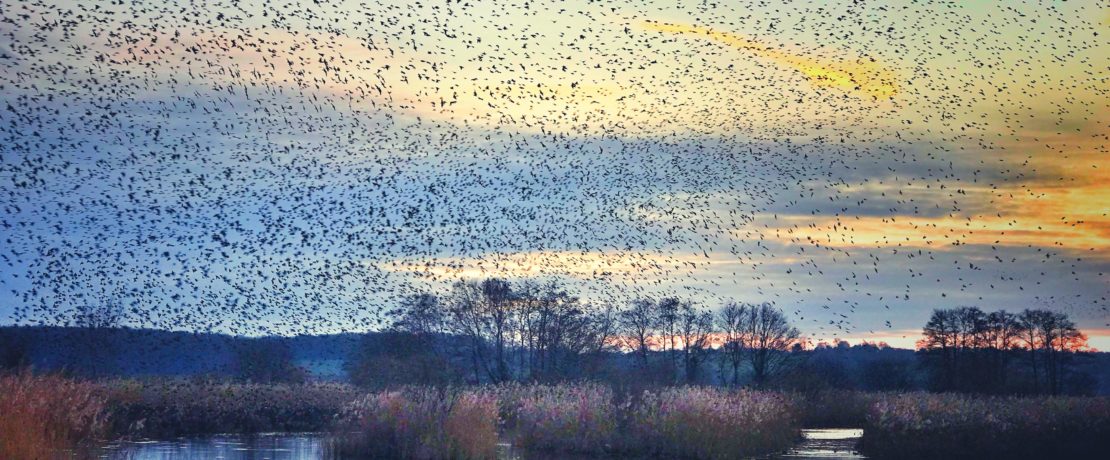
[763,207,1109,254]
[642,21,898,98]
[377,250,725,283]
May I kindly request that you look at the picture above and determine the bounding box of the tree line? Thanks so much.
[2,277,1098,395]
[349,278,1098,395]
[350,278,802,388]
[917,306,1092,395]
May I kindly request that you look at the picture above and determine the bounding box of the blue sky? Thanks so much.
[1,0,1107,347]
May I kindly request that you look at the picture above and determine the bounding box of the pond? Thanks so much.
[99,429,865,459]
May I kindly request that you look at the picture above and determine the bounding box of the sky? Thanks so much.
[0,0,1107,348]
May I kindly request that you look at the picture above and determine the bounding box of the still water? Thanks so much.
[99,429,865,459]
[99,434,327,460]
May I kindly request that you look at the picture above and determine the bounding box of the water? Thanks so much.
[99,429,864,459]
[99,433,327,460]
[777,429,865,459]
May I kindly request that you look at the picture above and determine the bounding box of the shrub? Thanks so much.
[334,387,498,459]
[863,393,1110,459]
[0,372,108,459]
[625,387,799,458]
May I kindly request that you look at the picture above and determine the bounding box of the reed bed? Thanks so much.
[503,383,618,453]
[625,387,800,458]
[102,379,359,437]
[0,372,108,459]
[333,387,499,459]
[863,393,1110,458]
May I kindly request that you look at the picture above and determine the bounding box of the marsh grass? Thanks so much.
[625,387,800,458]
[504,383,618,453]
[333,387,499,459]
[863,392,1110,459]
[103,379,358,437]
[11,374,1106,460]
[0,372,108,459]
[497,384,800,458]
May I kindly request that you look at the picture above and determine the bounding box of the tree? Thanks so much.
[440,278,617,383]
[678,303,713,383]
[1019,309,1087,395]
[348,293,463,387]
[656,297,681,382]
[620,298,658,372]
[919,307,1090,395]
[743,303,802,386]
[717,301,748,386]
[445,278,515,383]
[983,310,1021,389]
[919,306,989,392]
[391,293,445,337]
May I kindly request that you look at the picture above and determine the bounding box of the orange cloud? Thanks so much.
[767,209,1109,253]
[643,21,898,98]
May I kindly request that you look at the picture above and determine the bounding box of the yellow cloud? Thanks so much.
[765,181,1110,253]
[643,21,898,98]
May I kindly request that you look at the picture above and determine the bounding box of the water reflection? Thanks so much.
[98,428,863,459]
[100,433,326,460]
[778,429,865,459]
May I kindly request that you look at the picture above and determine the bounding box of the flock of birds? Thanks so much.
[0,0,1106,339]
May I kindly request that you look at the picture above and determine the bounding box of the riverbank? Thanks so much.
[3,372,1109,459]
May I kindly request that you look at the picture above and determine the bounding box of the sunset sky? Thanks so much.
[0,0,1107,347]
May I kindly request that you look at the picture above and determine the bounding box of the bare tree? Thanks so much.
[678,303,713,383]
[744,303,801,386]
[920,307,978,390]
[657,297,681,382]
[717,301,749,386]
[391,293,444,337]
[620,298,658,371]
[445,279,509,383]
[1020,309,1083,395]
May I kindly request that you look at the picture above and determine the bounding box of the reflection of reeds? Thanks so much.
[863,393,1110,458]
[333,387,499,459]
[0,372,108,459]
[103,379,359,437]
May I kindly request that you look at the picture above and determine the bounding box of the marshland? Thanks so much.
[3,285,1108,458]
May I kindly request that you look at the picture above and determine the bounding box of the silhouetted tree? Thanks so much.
[1019,309,1086,395]
[717,301,748,386]
[678,303,713,383]
[657,297,681,382]
[743,303,802,386]
[620,298,659,372]
[920,307,1089,394]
